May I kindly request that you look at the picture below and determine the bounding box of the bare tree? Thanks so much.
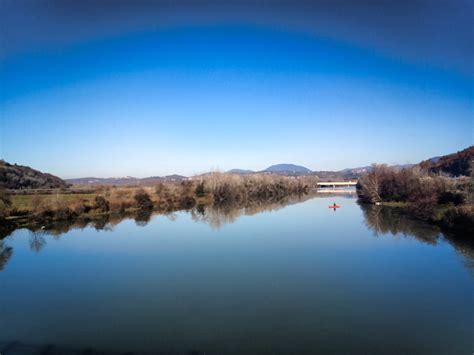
[357,164,386,203]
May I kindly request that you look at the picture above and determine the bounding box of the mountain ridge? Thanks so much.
[3,146,472,189]
[263,163,312,174]
[65,174,187,186]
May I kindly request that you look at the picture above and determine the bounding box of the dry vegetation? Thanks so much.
[1,173,317,226]
[357,164,474,232]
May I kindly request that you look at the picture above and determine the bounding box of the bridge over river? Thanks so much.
[316,181,357,193]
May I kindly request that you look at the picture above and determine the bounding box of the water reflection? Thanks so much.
[0,194,331,271]
[1,196,472,273]
[190,193,316,229]
[360,203,441,244]
[360,203,474,273]
[0,240,13,271]
[29,231,47,253]
[0,193,317,241]
[1,197,473,354]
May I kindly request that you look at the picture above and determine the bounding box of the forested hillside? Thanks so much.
[0,160,67,189]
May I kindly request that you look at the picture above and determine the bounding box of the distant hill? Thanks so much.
[65,177,138,186]
[332,164,415,179]
[419,146,473,176]
[0,160,68,189]
[227,169,254,174]
[336,166,373,179]
[263,164,312,174]
[5,147,471,190]
[66,174,187,186]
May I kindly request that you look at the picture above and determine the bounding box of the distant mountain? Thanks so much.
[66,174,187,186]
[263,164,312,174]
[392,163,416,169]
[65,177,138,186]
[428,156,441,164]
[0,160,68,189]
[419,146,473,177]
[227,169,254,174]
[309,166,370,180]
[337,166,373,178]
[6,147,470,191]
[165,174,187,181]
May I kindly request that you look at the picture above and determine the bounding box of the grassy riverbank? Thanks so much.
[356,164,474,233]
[1,173,316,228]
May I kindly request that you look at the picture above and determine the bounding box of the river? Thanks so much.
[0,195,472,354]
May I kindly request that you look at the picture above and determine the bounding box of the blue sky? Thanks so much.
[1,2,473,178]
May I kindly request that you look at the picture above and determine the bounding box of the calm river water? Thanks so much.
[0,195,472,354]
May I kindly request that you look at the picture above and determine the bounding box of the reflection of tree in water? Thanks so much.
[442,229,474,276]
[0,194,347,270]
[2,192,333,241]
[134,210,153,226]
[360,203,441,244]
[29,230,47,252]
[360,203,474,274]
[190,193,318,230]
[0,220,17,240]
[0,240,13,271]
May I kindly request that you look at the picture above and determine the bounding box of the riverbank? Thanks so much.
[1,173,316,230]
[356,165,474,234]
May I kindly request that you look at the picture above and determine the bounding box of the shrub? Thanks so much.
[357,165,469,213]
[134,189,153,210]
[94,196,110,212]
[179,196,196,209]
[155,183,166,196]
[195,181,206,197]
[0,188,11,219]
[54,207,77,220]
[72,201,93,215]
[180,180,194,196]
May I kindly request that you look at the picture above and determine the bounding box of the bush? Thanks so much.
[94,196,110,212]
[357,165,469,212]
[155,183,166,196]
[73,201,93,215]
[134,189,153,210]
[54,207,77,220]
[179,196,196,209]
[195,181,206,197]
[0,188,11,219]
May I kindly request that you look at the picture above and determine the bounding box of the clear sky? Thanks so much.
[1,1,472,178]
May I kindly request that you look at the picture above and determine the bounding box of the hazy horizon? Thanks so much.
[3,146,471,180]
[1,1,472,178]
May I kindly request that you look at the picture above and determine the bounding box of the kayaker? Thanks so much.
[333,202,337,207]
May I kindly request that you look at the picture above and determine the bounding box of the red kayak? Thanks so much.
[328,205,341,208]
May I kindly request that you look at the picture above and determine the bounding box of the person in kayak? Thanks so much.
[333,202,337,208]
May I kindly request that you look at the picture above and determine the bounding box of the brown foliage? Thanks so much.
[94,196,110,212]
[6,174,318,222]
[357,165,473,228]
[0,188,11,219]
[134,189,153,210]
